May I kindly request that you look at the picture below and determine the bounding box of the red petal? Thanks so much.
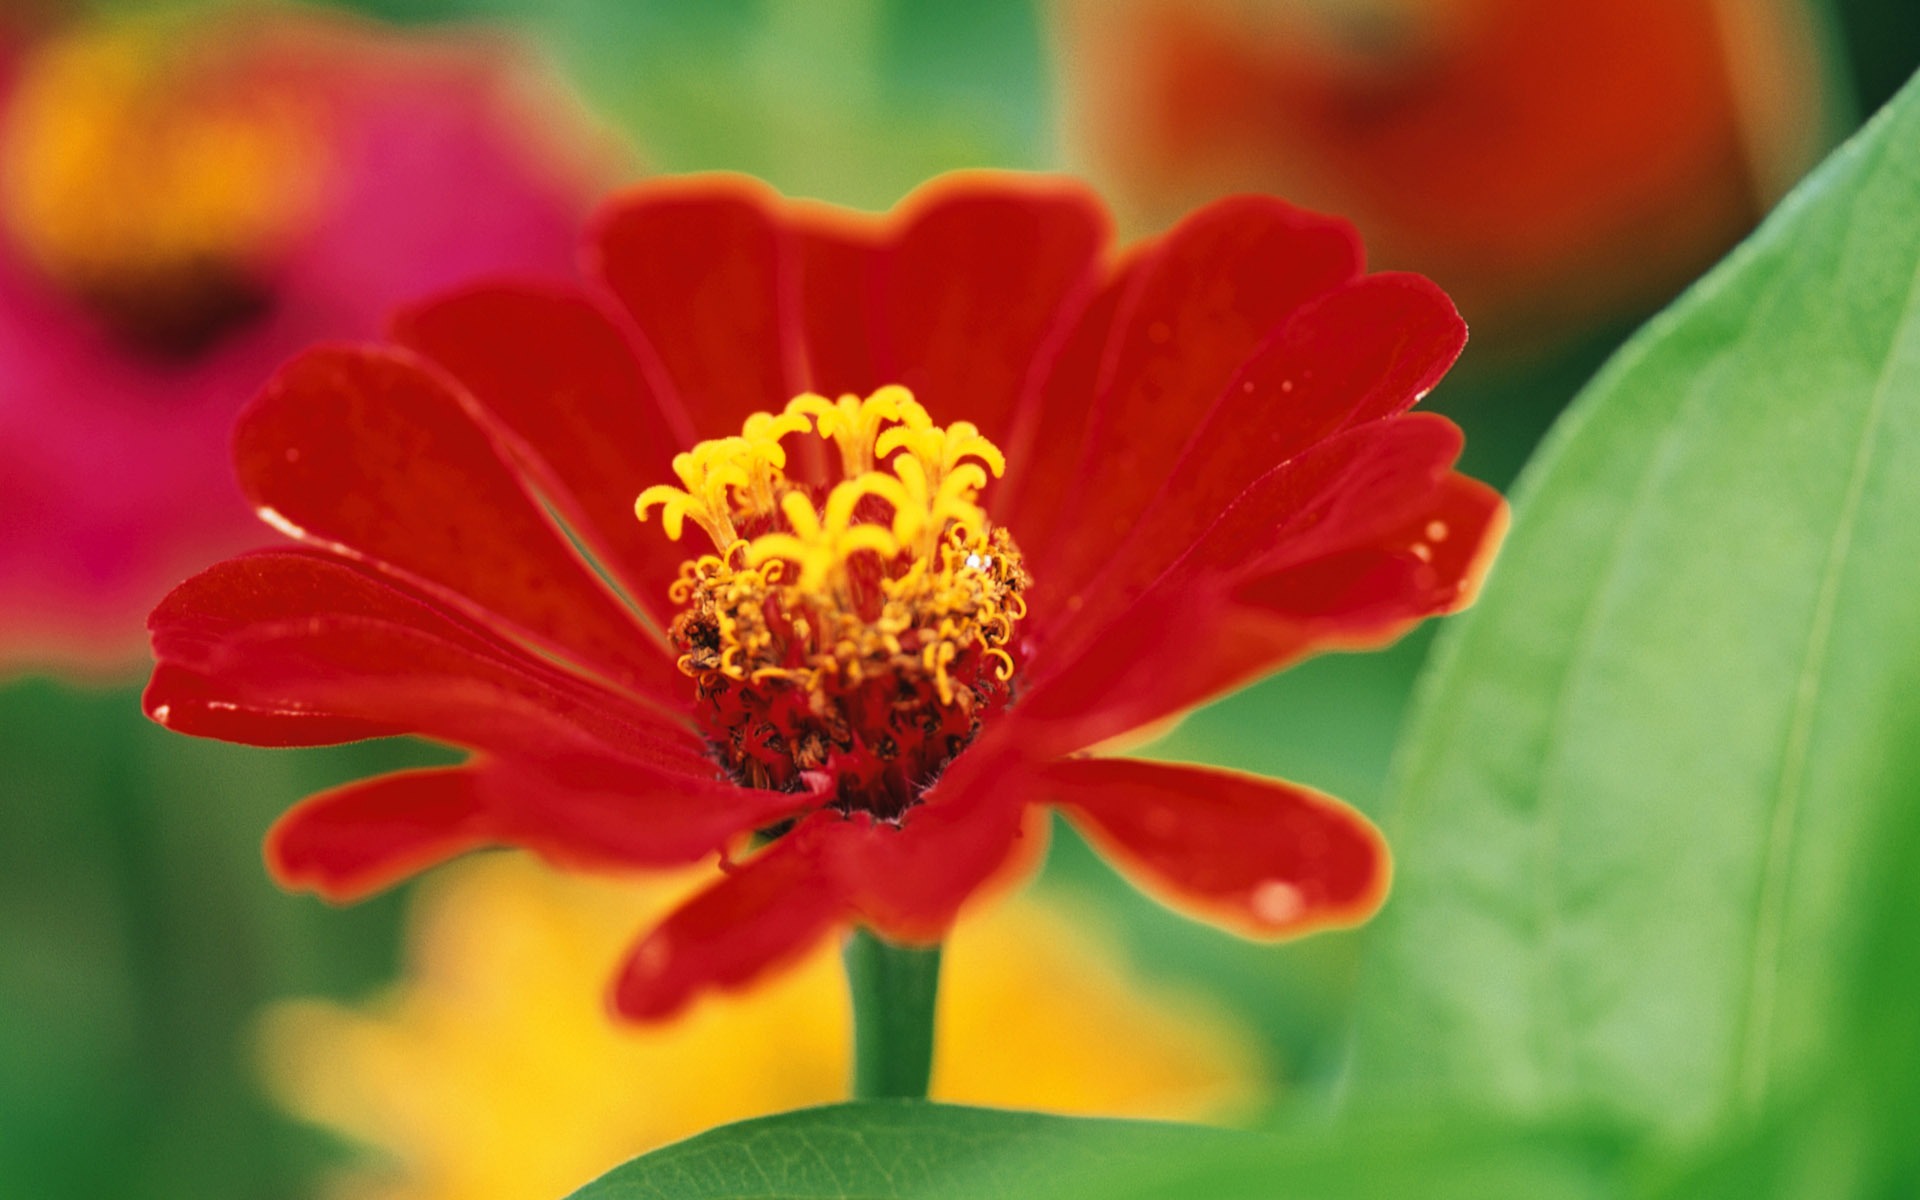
[987,262,1137,551]
[490,753,809,875]
[144,662,402,748]
[794,219,884,401]
[1019,417,1506,752]
[611,818,846,1021]
[267,767,492,902]
[819,736,1046,942]
[1033,195,1363,596]
[1040,758,1389,937]
[147,550,706,773]
[266,756,807,904]
[1158,274,1465,531]
[1235,471,1507,626]
[390,283,693,627]
[152,560,815,908]
[1031,414,1464,675]
[865,179,1109,458]
[587,177,804,441]
[1030,273,1464,650]
[234,346,680,702]
[615,733,1052,1021]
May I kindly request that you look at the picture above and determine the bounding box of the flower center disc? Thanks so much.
[637,386,1029,820]
[0,24,328,357]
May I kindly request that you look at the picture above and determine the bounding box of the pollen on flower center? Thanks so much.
[0,25,327,357]
[635,386,1029,820]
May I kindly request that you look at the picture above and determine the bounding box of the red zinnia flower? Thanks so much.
[0,10,615,674]
[145,173,1506,1019]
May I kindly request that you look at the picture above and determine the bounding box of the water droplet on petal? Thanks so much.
[1251,880,1304,926]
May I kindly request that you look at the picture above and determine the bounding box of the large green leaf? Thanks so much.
[1634,725,1920,1200]
[1345,69,1920,1137]
[567,1103,1233,1200]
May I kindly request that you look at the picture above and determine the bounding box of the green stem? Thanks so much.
[843,926,942,1100]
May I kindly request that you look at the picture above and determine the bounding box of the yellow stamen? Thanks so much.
[787,385,927,478]
[635,439,756,548]
[739,410,811,512]
[876,418,1006,484]
[890,455,991,554]
[743,488,903,591]
[634,387,1030,774]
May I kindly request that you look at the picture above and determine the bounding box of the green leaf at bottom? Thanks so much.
[566,1102,1235,1200]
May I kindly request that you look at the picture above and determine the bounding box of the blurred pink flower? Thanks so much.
[0,9,622,675]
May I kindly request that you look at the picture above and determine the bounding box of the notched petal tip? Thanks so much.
[583,171,786,271]
[1170,191,1366,275]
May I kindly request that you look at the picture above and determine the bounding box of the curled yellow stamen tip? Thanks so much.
[873,424,934,465]
[830,471,916,542]
[634,485,691,540]
[743,410,812,445]
[944,424,1006,478]
[636,439,766,551]
[878,386,931,429]
[788,387,924,478]
[876,418,1005,484]
[985,648,1016,682]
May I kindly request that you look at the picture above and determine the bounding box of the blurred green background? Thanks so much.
[5,1,1919,1197]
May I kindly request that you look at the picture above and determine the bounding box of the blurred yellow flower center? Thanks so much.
[636,387,1028,815]
[0,24,328,353]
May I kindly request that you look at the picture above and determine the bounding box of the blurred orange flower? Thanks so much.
[261,854,1261,1200]
[1053,0,1831,340]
